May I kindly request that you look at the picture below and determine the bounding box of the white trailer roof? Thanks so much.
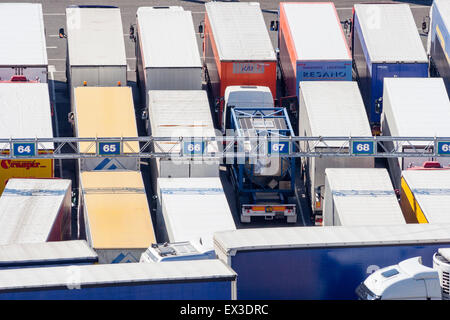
[205,2,276,61]
[214,224,450,254]
[299,81,372,147]
[435,0,450,26]
[281,3,351,61]
[325,168,405,226]
[0,3,47,66]
[0,83,53,150]
[149,90,217,153]
[402,170,450,224]
[0,259,236,291]
[0,178,71,245]
[137,7,201,69]
[354,4,428,63]
[66,7,127,66]
[158,177,236,248]
[0,240,98,266]
[382,78,450,139]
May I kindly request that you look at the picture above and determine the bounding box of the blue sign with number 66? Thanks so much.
[351,141,375,155]
[268,141,289,155]
[183,141,205,155]
[98,142,121,155]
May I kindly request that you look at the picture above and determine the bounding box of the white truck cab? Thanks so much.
[222,85,274,131]
[140,239,216,263]
[356,249,450,300]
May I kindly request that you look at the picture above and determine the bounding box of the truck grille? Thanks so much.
[442,271,450,300]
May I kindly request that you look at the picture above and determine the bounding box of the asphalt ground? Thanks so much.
[1,0,434,240]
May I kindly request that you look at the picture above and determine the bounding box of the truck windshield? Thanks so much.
[355,282,381,300]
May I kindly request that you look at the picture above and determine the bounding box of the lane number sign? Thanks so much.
[351,141,375,155]
[98,142,121,156]
[13,143,36,157]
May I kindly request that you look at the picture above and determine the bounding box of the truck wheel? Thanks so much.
[240,215,251,223]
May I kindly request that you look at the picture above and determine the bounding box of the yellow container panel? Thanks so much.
[400,177,428,224]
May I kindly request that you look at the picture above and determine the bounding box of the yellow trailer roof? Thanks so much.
[74,87,140,153]
[80,171,156,249]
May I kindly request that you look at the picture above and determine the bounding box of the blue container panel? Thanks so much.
[430,2,450,95]
[0,280,232,300]
[231,243,450,300]
[296,61,352,98]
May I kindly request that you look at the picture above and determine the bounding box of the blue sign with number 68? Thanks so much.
[437,142,450,155]
[183,141,205,155]
[98,142,121,155]
[13,143,36,157]
[268,141,289,155]
[352,141,375,155]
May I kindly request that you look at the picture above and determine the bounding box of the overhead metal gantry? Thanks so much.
[0,136,450,159]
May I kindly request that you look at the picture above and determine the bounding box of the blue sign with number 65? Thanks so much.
[98,142,121,156]
[351,141,375,155]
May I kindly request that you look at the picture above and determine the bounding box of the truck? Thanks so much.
[356,248,450,300]
[299,81,374,224]
[213,223,450,300]
[72,87,140,171]
[228,106,297,223]
[381,77,450,190]
[0,260,237,300]
[156,177,236,250]
[400,170,450,224]
[352,3,429,133]
[78,171,156,264]
[0,178,72,245]
[140,240,216,263]
[428,0,450,97]
[0,240,98,269]
[201,2,277,128]
[0,3,48,83]
[0,83,54,195]
[146,90,219,192]
[63,5,127,106]
[134,6,202,107]
[323,168,405,226]
[277,2,352,112]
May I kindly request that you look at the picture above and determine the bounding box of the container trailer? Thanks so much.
[156,177,236,249]
[0,260,237,300]
[0,178,72,245]
[0,240,98,269]
[146,90,219,191]
[202,2,277,127]
[381,77,450,190]
[214,224,450,300]
[0,3,48,83]
[400,170,450,224]
[134,6,202,106]
[428,0,450,96]
[78,171,156,264]
[72,87,140,171]
[277,2,352,103]
[64,5,127,105]
[298,81,374,224]
[352,3,429,132]
[0,83,54,195]
[323,168,405,226]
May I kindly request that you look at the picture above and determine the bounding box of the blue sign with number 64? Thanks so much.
[352,141,375,155]
[13,143,36,157]
[268,141,289,155]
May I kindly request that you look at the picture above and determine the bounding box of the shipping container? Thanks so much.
[0,240,98,269]
[0,3,48,83]
[65,6,127,105]
[401,170,450,224]
[298,81,374,221]
[156,177,236,250]
[0,260,236,300]
[147,90,219,190]
[0,83,54,195]
[78,171,156,264]
[323,168,405,226]
[0,178,72,245]
[203,2,277,124]
[135,7,202,106]
[352,3,428,128]
[73,87,140,171]
[428,0,450,96]
[278,2,352,99]
[214,224,450,300]
[381,78,450,190]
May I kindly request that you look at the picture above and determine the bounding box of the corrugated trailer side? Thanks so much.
[0,260,236,300]
[279,2,352,98]
[79,171,156,264]
[203,2,277,106]
[0,3,48,83]
[73,87,140,171]
[429,0,450,96]
[352,4,429,127]
[214,224,450,300]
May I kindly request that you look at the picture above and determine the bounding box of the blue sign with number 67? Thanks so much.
[268,141,290,155]
[98,142,121,156]
[437,142,450,155]
[351,141,375,155]
[13,143,36,157]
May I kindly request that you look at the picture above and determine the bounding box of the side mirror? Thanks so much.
[129,24,136,42]
[422,16,430,35]
[270,21,279,31]
[375,98,383,114]
[58,28,66,38]
[141,109,148,120]
[198,24,203,34]
[68,112,74,125]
